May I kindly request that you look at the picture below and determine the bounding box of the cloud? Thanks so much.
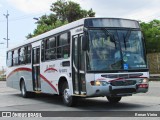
[73,0,160,22]
[6,0,160,21]
[125,8,160,22]
[7,0,55,14]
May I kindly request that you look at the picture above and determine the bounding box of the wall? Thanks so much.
[147,53,160,74]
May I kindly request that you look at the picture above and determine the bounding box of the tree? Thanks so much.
[140,20,160,53]
[50,0,67,22]
[26,33,33,39]
[87,8,95,17]
[50,0,95,23]
[33,14,59,35]
[27,0,95,39]
[27,13,68,38]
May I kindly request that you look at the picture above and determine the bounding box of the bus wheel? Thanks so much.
[62,82,77,107]
[20,81,34,98]
[106,96,122,103]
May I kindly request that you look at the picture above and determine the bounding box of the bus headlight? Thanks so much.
[95,81,101,86]
[91,81,109,86]
[143,78,149,83]
[138,78,149,83]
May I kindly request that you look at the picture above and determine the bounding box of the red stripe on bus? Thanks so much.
[40,74,57,92]
[7,67,57,92]
[108,78,124,82]
[108,77,147,82]
[44,68,58,73]
[7,67,32,79]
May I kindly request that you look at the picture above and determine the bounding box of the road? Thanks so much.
[0,81,160,119]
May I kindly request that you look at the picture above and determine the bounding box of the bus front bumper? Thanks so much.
[86,83,148,97]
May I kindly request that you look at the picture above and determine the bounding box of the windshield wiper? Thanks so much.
[125,30,131,41]
[122,30,131,49]
[103,28,116,41]
[102,28,117,47]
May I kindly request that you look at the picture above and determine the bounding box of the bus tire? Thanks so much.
[62,82,77,107]
[106,96,122,103]
[20,80,34,98]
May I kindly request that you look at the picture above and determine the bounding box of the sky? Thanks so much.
[0,0,160,70]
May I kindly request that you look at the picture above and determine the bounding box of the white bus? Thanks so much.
[6,17,149,106]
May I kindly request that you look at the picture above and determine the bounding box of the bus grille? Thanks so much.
[110,80,136,86]
[111,88,136,94]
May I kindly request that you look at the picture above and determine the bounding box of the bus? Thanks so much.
[6,17,149,106]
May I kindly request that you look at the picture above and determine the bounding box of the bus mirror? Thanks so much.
[82,35,89,51]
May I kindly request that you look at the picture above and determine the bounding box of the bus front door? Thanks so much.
[32,47,41,91]
[72,34,86,95]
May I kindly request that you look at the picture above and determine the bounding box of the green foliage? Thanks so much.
[140,20,160,53]
[26,13,66,38]
[26,0,95,39]
[50,0,95,23]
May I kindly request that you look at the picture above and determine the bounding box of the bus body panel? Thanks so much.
[40,58,72,94]
[6,64,33,91]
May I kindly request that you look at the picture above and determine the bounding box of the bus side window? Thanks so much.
[28,46,31,63]
[41,40,45,61]
[49,37,56,60]
[25,45,31,64]
[22,47,25,64]
[19,47,25,64]
[13,49,18,66]
[57,35,62,58]
[7,51,12,67]
[63,32,70,58]
[57,32,70,59]
[12,51,15,66]
[45,39,50,60]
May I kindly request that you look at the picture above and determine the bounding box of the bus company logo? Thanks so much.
[45,65,57,73]
[44,68,58,73]
[2,112,11,117]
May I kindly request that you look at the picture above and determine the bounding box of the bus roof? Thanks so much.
[7,17,139,51]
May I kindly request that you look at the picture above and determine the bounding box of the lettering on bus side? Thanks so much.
[44,64,57,73]
[59,69,67,73]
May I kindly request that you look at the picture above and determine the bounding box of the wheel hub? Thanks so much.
[21,83,25,95]
[64,89,71,103]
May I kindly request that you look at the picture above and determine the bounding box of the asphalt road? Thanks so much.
[0,81,160,119]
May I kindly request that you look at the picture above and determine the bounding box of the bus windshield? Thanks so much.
[87,29,147,71]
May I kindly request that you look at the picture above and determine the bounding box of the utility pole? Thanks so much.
[3,10,9,48]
